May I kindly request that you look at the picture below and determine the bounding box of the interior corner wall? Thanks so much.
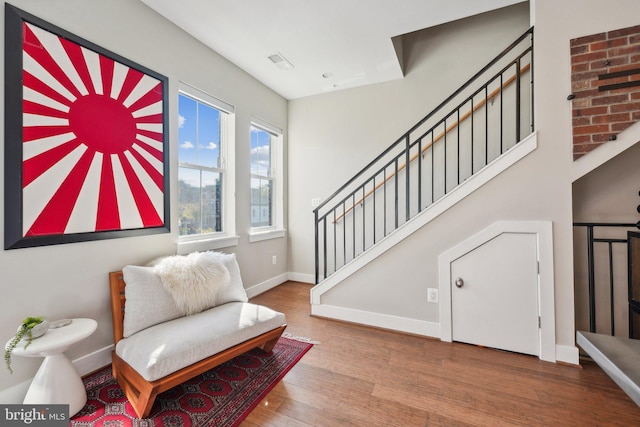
[0,0,287,399]
[287,2,531,278]
[289,0,640,359]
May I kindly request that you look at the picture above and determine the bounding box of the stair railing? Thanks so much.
[314,27,534,284]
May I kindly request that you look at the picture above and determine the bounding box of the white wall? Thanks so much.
[289,0,640,363]
[289,3,531,277]
[0,0,288,398]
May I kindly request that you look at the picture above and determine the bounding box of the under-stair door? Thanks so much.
[450,232,540,356]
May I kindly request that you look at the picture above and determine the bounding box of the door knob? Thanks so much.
[454,277,464,288]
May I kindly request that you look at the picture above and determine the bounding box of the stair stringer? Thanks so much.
[310,131,538,335]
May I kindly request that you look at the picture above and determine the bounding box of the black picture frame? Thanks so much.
[5,4,170,249]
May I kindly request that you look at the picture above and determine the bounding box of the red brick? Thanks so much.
[632,111,640,119]
[573,106,608,116]
[573,63,590,73]
[571,70,599,82]
[631,34,640,44]
[590,38,628,52]
[573,117,591,126]
[572,134,591,144]
[571,33,606,47]
[591,94,630,106]
[572,124,610,135]
[606,63,640,74]
[573,89,599,99]
[571,44,589,55]
[610,45,640,57]
[611,101,640,112]
[571,98,591,109]
[571,80,591,94]
[573,141,602,157]
[612,121,635,132]
[591,133,614,143]
[572,51,608,64]
[608,25,640,38]
[591,112,631,123]
[598,56,629,68]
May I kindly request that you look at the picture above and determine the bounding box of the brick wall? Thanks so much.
[570,25,640,160]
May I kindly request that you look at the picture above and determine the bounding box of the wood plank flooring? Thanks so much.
[244,281,640,426]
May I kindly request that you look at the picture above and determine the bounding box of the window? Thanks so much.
[178,83,236,247]
[250,117,284,241]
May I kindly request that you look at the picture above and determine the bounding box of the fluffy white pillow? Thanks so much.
[200,251,248,305]
[153,252,231,315]
[121,265,182,337]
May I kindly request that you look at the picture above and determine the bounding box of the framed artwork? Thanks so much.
[5,4,170,249]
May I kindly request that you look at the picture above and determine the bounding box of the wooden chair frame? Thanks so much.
[108,271,286,418]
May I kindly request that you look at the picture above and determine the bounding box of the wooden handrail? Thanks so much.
[333,62,531,223]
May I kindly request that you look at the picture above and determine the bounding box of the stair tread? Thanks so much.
[577,331,640,406]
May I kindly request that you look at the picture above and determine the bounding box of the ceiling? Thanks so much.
[140,0,526,100]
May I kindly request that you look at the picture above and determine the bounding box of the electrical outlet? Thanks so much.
[272,255,277,265]
[427,288,439,303]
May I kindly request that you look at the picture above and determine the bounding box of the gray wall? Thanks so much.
[573,142,640,337]
[288,0,640,356]
[0,0,288,397]
[288,5,531,315]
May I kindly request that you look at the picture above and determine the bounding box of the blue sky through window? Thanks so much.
[178,93,221,172]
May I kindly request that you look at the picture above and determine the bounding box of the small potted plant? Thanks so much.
[4,316,48,373]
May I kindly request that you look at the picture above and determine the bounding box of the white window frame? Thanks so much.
[249,116,285,242]
[177,82,237,252]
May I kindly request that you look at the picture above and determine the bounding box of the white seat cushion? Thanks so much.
[115,302,286,381]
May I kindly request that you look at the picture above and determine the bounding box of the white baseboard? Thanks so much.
[0,345,113,404]
[73,344,113,376]
[556,344,580,365]
[0,379,31,404]
[287,272,314,284]
[311,303,440,338]
[245,273,289,298]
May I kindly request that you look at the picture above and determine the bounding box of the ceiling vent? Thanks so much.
[268,53,294,70]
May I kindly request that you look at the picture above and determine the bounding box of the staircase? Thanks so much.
[312,28,535,286]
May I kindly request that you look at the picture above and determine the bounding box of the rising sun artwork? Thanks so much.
[5,5,169,249]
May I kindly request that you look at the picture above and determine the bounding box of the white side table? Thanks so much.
[8,318,97,416]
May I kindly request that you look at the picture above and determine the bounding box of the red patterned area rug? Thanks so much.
[71,337,313,427]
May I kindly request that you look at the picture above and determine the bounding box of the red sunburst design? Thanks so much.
[21,21,165,237]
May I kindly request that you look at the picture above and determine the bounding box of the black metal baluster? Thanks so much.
[343,201,347,267]
[373,175,377,244]
[405,135,410,222]
[314,210,319,284]
[418,139,422,212]
[352,193,356,259]
[333,209,337,275]
[362,187,366,253]
[500,74,503,153]
[384,167,387,237]
[485,85,489,166]
[444,118,447,194]
[516,59,521,143]
[609,242,615,335]
[322,216,327,280]
[457,109,461,185]
[431,131,435,204]
[471,98,475,174]
[587,225,596,332]
[394,159,399,230]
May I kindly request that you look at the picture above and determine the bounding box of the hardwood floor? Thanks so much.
[244,281,640,426]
